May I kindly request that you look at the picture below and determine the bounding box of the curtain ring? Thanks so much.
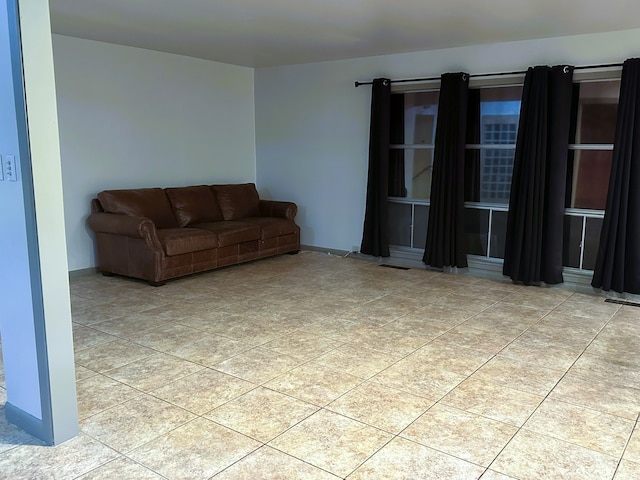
[563,65,569,74]
[462,73,468,81]
[382,79,390,86]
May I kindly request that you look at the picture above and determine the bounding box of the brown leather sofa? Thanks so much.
[87,183,300,285]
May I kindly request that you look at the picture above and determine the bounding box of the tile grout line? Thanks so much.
[482,298,625,476]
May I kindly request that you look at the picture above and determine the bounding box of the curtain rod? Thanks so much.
[353,62,623,87]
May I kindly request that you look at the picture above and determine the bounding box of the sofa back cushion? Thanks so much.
[212,183,260,220]
[97,188,178,228]
[165,185,224,227]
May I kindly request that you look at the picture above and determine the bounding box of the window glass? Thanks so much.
[478,86,521,139]
[480,148,516,203]
[388,202,412,247]
[412,205,429,250]
[463,208,507,259]
[409,149,434,199]
[489,211,508,258]
[582,217,603,271]
[562,215,582,269]
[400,92,439,145]
[561,215,603,271]
[573,80,620,144]
[464,208,489,256]
[569,150,612,210]
[466,86,522,203]
[388,149,434,199]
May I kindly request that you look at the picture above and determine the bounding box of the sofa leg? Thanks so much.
[101,271,114,277]
[148,281,166,287]
[287,250,299,255]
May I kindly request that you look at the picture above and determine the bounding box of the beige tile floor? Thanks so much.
[0,251,639,479]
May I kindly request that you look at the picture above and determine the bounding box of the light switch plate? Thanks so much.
[3,155,17,182]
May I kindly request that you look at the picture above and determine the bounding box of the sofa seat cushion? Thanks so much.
[240,217,298,240]
[156,228,219,256]
[165,186,224,227]
[211,183,260,220]
[194,221,261,247]
[98,188,178,228]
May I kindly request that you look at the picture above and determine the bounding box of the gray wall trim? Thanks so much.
[386,246,606,295]
[301,244,352,257]
[5,402,47,443]
[68,267,98,279]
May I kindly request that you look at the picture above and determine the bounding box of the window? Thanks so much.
[464,85,521,259]
[567,80,620,210]
[389,91,439,200]
[387,90,438,249]
[386,74,620,275]
[563,79,620,270]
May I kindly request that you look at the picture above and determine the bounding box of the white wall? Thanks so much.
[0,0,41,419]
[53,35,256,271]
[255,28,640,252]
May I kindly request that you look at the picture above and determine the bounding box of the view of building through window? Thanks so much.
[473,86,521,203]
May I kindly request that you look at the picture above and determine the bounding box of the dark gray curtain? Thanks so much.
[361,78,391,257]
[592,58,640,294]
[423,72,469,268]
[389,94,406,197]
[503,65,574,285]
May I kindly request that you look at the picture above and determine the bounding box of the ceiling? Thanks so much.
[49,0,639,68]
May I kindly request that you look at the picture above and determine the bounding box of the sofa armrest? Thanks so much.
[259,200,297,221]
[87,212,163,251]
